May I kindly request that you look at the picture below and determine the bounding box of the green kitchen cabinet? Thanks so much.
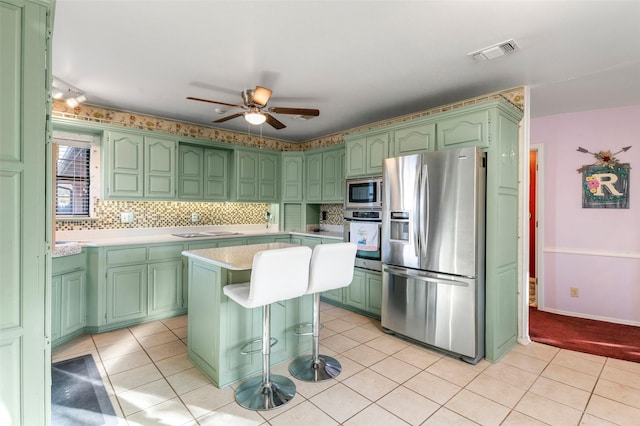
[436,109,490,149]
[105,130,179,199]
[344,131,388,177]
[365,271,382,317]
[320,268,382,319]
[51,252,87,347]
[144,137,176,199]
[305,151,323,202]
[390,121,436,157]
[0,1,52,423]
[105,131,145,198]
[86,243,187,332]
[186,257,313,387]
[321,148,344,202]
[281,153,304,202]
[178,144,229,200]
[106,264,148,324]
[234,149,279,202]
[148,260,183,315]
[305,147,345,202]
[344,269,366,311]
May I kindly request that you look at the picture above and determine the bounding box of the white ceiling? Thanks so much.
[52,1,640,143]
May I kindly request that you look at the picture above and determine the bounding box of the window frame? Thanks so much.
[52,131,101,219]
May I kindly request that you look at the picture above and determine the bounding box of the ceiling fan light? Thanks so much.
[245,111,266,125]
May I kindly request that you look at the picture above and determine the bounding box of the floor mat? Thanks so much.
[51,354,118,425]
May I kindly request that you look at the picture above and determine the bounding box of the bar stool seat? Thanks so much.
[289,243,357,382]
[223,245,312,411]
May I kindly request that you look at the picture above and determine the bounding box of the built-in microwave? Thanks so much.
[344,176,383,210]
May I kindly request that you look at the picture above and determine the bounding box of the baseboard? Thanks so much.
[536,307,640,327]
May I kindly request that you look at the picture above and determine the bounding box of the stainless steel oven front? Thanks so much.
[343,209,382,271]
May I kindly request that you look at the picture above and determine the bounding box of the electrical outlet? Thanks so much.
[570,287,579,297]
[191,212,199,223]
[120,212,134,223]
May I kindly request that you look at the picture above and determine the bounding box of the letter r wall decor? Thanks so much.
[577,146,632,209]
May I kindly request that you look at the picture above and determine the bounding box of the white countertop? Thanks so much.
[182,243,296,270]
[52,224,342,256]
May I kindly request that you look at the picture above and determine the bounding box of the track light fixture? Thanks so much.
[52,76,87,107]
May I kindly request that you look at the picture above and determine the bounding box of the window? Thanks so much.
[53,131,100,218]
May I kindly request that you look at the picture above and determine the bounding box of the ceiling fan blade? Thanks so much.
[264,113,286,129]
[268,106,320,116]
[252,86,272,107]
[187,96,245,109]
[213,113,243,123]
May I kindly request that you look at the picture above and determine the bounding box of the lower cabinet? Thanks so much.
[52,252,87,347]
[86,243,186,332]
[321,267,382,319]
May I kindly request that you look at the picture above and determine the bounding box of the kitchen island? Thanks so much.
[182,243,313,388]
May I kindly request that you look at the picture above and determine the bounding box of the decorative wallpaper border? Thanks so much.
[52,86,524,151]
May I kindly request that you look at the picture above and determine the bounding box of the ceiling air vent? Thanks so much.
[468,39,519,61]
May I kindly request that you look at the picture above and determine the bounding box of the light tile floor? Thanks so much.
[52,303,640,425]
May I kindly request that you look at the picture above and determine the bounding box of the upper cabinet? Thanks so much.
[178,144,229,200]
[305,146,344,203]
[390,121,436,157]
[105,130,177,199]
[281,153,304,202]
[344,131,388,177]
[233,149,279,202]
[436,109,489,149]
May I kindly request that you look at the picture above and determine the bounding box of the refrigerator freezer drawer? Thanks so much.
[381,265,484,363]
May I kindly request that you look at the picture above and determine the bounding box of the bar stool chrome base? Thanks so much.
[235,374,296,411]
[289,354,342,382]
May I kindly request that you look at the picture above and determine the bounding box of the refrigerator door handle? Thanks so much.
[383,265,469,287]
[418,164,429,260]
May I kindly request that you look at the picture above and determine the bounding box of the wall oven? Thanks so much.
[344,177,383,210]
[343,209,382,271]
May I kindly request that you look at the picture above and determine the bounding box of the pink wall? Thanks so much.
[531,104,640,324]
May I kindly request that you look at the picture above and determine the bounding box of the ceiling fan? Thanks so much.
[187,86,320,129]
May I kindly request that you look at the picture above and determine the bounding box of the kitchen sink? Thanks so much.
[171,231,242,238]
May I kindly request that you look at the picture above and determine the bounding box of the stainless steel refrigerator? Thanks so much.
[381,146,486,364]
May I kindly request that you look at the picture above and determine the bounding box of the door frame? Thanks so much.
[530,144,545,310]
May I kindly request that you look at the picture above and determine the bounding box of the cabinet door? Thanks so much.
[106,265,148,323]
[107,131,144,197]
[305,152,323,202]
[345,137,366,177]
[299,237,321,248]
[322,149,344,202]
[321,288,344,304]
[148,261,182,315]
[392,122,436,156]
[51,275,62,343]
[259,153,279,201]
[282,155,304,202]
[178,145,204,199]
[61,270,86,335]
[345,269,366,310]
[437,110,489,149]
[366,133,388,175]
[235,150,259,201]
[365,271,382,317]
[204,149,228,200]
[145,137,176,199]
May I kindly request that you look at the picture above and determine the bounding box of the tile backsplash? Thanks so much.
[56,200,346,231]
[56,199,271,231]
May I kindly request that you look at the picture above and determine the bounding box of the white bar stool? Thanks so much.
[289,243,357,381]
[223,246,312,411]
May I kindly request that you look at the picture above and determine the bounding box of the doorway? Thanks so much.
[529,149,538,307]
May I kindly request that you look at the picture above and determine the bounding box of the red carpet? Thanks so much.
[529,307,640,363]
